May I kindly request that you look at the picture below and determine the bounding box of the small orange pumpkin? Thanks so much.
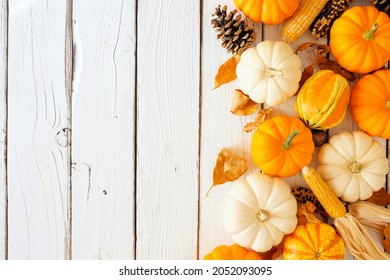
[330,6,390,74]
[283,223,345,260]
[295,70,350,130]
[251,115,314,178]
[350,69,390,139]
[203,244,262,260]
[233,0,299,25]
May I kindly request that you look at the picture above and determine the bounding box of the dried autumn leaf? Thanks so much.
[258,240,284,260]
[383,225,390,253]
[316,57,355,82]
[207,147,248,196]
[366,188,390,207]
[214,55,240,89]
[297,202,321,225]
[230,89,258,116]
[244,107,273,133]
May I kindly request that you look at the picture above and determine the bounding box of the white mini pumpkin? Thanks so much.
[318,131,389,202]
[236,40,302,106]
[223,173,298,252]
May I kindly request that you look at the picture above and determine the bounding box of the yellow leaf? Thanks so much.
[244,107,273,133]
[230,89,258,116]
[207,147,248,196]
[214,55,240,89]
[297,202,321,225]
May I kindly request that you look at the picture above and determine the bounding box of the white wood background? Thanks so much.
[0,0,388,260]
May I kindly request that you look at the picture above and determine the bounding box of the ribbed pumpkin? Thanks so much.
[233,0,299,24]
[350,70,390,139]
[203,244,262,260]
[223,173,298,252]
[251,115,314,178]
[283,223,345,260]
[295,70,350,130]
[330,6,390,74]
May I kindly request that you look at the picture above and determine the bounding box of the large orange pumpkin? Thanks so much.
[234,0,299,25]
[203,244,262,260]
[350,69,390,139]
[330,6,390,74]
[283,223,345,260]
[251,115,314,178]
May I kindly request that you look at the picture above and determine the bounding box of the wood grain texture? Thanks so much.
[7,0,70,259]
[199,0,262,259]
[71,0,135,259]
[0,0,7,260]
[136,0,200,259]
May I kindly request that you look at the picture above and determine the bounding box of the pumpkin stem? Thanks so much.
[387,100,390,109]
[363,23,378,40]
[265,68,285,77]
[256,209,269,222]
[348,161,363,173]
[282,129,300,151]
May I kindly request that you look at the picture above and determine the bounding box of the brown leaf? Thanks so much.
[366,188,390,207]
[244,107,273,133]
[297,202,321,225]
[207,148,248,196]
[316,57,356,82]
[214,55,240,89]
[258,240,285,260]
[383,225,390,253]
[230,89,258,116]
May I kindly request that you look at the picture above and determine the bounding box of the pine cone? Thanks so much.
[370,0,390,16]
[211,5,256,55]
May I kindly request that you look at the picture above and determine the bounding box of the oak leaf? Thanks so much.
[258,240,284,260]
[207,148,248,196]
[383,225,390,253]
[214,55,240,89]
[230,89,258,116]
[244,107,273,133]
[366,188,390,207]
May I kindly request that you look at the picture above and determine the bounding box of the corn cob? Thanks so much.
[310,0,352,39]
[302,166,346,219]
[282,0,328,43]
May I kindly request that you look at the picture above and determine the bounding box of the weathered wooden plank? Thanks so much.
[136,0,200,259]
[199,0,262,259]
[7,0,71,259]
[71,0,135,259]
[0,0,7,260]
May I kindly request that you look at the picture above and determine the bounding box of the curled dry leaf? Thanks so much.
[230,89,258,116]
[258,239,285,260]
[384,225,390,253]
[297,202,322,225]
[208,147,248,196]
[244,107,273,133]
[214,55,240,89]
[366,188,390,207]
[296,42,355,89]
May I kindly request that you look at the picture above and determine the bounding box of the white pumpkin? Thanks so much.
[236,40,302,106]
[223,173,298,252]
[318,131,389,202]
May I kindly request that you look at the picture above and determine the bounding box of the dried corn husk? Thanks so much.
[349,201,390,232]
[334,214,390,260]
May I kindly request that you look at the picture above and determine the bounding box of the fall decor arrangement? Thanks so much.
[205,1,390,261]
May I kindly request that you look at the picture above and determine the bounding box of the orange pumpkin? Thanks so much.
[234,0,299,25]
[251,115,314,178]
[203,244,262,260]
[330,6,390,74]
[283,223,345,260]
[350,69,390,139]
[295,70,350,130]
